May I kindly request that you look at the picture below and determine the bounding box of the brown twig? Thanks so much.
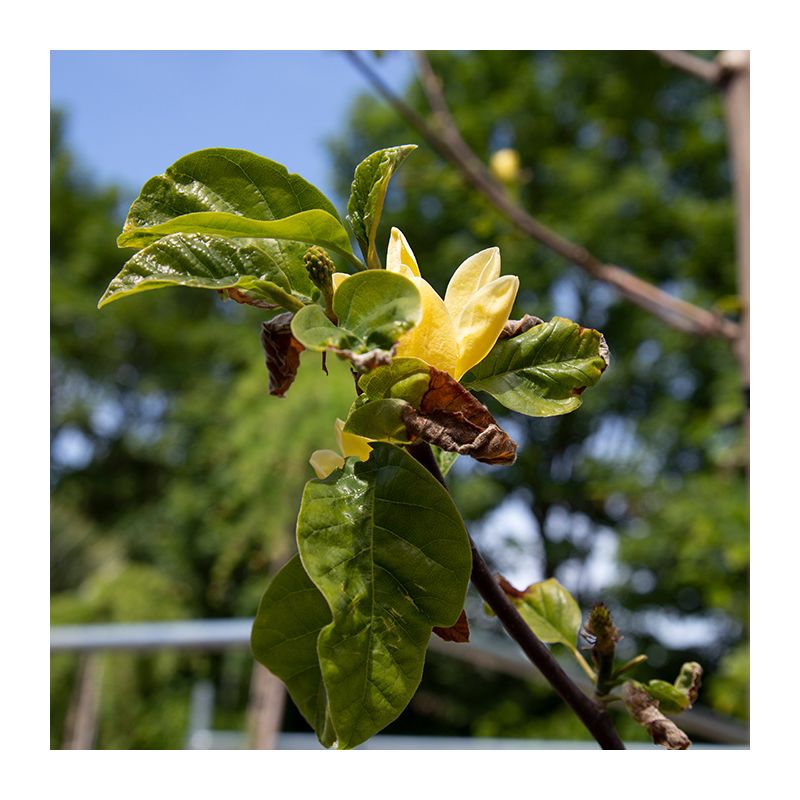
[344,50,739,342]
[653,50,724,85]
[406,441,626,750]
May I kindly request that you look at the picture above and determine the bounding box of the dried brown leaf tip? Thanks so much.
[261,312,305,398]
[403,368,517,465]
[500,314,544,339]
[433,609,470,643]
[623,682,691,750]
[223,286,280,309]
[496,574,527,599]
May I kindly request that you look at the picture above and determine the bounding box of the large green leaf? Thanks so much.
[346,145,416,268]
[462,316,609,417]
[291,270,421,355]
[504,577,582,654]
[250,556,335,747]
[118,209,360,269]
[97,233,306,310]
[297,443,471,749]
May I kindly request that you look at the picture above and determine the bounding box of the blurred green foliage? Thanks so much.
[51,49,748,748]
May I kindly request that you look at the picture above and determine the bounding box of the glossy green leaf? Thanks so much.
[347,145,417,268]
[432,447,459,477]
[97,233,308,310]
[250,555,335,747]
[343,396,412,444]
[508,577,582,653]
[462,316,609,417]
[291,270,421,354]
[118,209,360,269]
[358,357,431,405]
[297,442,471,749]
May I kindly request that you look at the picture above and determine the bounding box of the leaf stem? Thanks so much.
[572,649,598,683]
[406,441,626,750]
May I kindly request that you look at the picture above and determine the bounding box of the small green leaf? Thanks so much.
[462,316,609,417]
[297,442,471,749]
[432,446,459,477]
[291,270,422,354]
[347,145,417,268]
[643,680,691,714]
[98,233,306,310]
[505,577,582,653]
[251,555,335,747]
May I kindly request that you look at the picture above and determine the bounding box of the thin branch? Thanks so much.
[653,50,724,85]
[344,50,739,342]
[407,441,626,750]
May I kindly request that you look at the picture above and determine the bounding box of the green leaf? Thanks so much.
[643,680,691,714]
[291,270,421,354]
[98,233,306,310]
[506,577,582,653]
[297,442,471,749]
[343,397,413,444]
[346,145,417,268]
[462,316,609,417]
[432,447,459,477]
[250,556,335,747]
[118,209,360,269]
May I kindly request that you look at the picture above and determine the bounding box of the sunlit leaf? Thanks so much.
[462,316,609,417]
[347,145,417,268]
[297,443,471,749]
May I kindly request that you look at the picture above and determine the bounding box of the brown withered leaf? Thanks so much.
[260,312,305,398]
[500,314,544,339]
[496,574,527,599]
[433,609,470,643]
[623,682,691,750]
[332,347,394,372]
[401,368,517,465]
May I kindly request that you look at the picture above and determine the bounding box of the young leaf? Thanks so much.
[291,270,422,358]
[297,442,471,749]
[346,145,417,268]
[345,358,517,465]
[98,233,307,310]
[250,555,335,748]
[462,316,610,417]
[498,576,582,654]
[643,680,691,713]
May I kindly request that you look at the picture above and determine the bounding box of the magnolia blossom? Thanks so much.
[309,419,372,479]
[333,227,518,380]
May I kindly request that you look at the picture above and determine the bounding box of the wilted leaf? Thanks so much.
[433,609,470,643]
[500,314,544,339]
[463,316,609,417]
[260,312,304,397]
[291,271,422,366]
[346,358,517,465]
[297,443,471,749]
[623,681,692,750]
[347,145,417,268]
[250,556,335,747]
[675,661,703,706]
[498,576,581,653]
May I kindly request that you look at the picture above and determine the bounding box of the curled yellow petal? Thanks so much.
[334,419,373,461]
[309,449,345,479]
[395,277,459,376]
[386,227,420,277]
[444,247,501,318]
[331,272,350,293]
[453,275,519,380]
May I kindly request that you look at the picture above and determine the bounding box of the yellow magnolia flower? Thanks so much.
[333,228,518,380]
[309,419,372,479]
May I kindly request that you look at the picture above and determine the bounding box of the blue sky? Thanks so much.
[50,51,413,203]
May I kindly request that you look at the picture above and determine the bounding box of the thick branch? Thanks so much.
[344,50,739,341]
[653,50,724,85]
[407,441,625,750]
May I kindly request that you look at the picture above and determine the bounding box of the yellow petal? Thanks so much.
[395,277,459,376]
[453,275,519,380]
[386,227,420,277]
[309,449,345,479]
[334,419,373,461]
[331,272,350,293]
[444,247,501,318]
